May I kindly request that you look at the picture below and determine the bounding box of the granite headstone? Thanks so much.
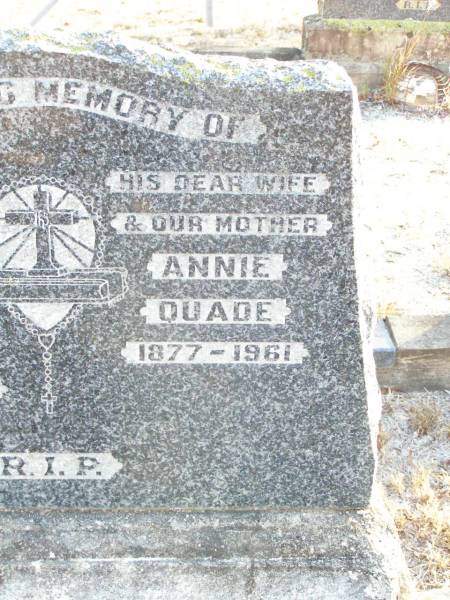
[320,0,450,20]
[0,32,406,599]
[0,33,376,511]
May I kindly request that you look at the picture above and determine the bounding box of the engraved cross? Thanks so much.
[4,185,80,274]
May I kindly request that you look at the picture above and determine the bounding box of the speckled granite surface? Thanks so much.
[0,31,376,511]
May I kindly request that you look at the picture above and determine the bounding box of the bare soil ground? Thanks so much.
[360,103,450,318]
[2,1,450,595]
[3,0,313,48]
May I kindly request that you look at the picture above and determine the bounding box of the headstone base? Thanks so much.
[0,492,411,599]
[302,15,450,92]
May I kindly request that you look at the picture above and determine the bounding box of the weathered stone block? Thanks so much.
[302,15,450,91]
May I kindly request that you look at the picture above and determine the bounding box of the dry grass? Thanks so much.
[408,400,442,437]
[377,428,391,457]
[388,472,406,496]
[388,467,450,589]
[377,302,401,319]
[380,393,450,591]
[384,38,418,105]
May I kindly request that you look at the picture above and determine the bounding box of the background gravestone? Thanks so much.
[0,32,408,599]
[305,1,450,93]
[320,0,450,20]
